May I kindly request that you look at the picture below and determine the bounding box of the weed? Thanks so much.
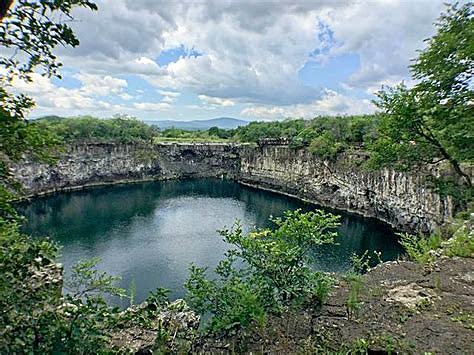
[399,233,442,264]
[345,272,363,319]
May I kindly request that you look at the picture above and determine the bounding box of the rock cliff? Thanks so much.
[12,142,456,233]
[239,145,455,233]
[12,142,241,196]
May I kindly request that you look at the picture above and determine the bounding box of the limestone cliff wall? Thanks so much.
[12,142,456,232]
[12,142,241,196]
[238,145,454,233]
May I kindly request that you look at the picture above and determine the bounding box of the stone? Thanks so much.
[385,283,434,311]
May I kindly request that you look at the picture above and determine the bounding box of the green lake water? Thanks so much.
[20,178,403,306]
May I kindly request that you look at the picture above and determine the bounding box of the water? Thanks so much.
[20,178,403,306]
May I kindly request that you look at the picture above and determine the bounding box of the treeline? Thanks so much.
[34,114,379,161]
[232,115,378,160]
[35,115,159,143]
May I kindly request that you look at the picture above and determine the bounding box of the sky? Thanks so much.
[12,0,451,122]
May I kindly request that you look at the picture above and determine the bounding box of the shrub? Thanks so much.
[0,223,128,353]
[185,209,340,333]
[308,132,345,160]
[445,225,474,258]
[399,233,443,264]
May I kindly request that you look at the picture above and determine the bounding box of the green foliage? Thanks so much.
[399,233,443,264]
[139,114,377,154]
[208,126,233,139]
[345,272,363,318]
[0,3,136,351]
[0,222,59,352]
[444,223,474,258]
[233,115,376,154]
[186,264,266,332]
[65,257,126,299]
[0,0,97,81]
[0,0,97,222]
[369,3,473,187]
[401,212,473,263]
[116,287,170,329]
[426,176,473,205]
[308,132,344,160]
[156,126,228,142]
[0,222,125,353]
[36,115,159,144]
[350,250,383,274]
[185,209,339,333]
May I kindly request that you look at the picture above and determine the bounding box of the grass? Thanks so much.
[345,272,363,319]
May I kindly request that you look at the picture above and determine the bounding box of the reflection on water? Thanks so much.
[20,178,403,306]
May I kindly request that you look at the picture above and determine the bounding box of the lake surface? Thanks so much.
[20,178,403,306]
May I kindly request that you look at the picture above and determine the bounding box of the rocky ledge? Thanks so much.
[194,256,474,354]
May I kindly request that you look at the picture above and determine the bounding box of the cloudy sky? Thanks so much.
[15,0,450,121]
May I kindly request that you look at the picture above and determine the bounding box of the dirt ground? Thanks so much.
[194,257,474,354]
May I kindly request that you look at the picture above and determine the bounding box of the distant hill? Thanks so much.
[145,117,249,130]
[34,115,249,131]
[34,115,66,122]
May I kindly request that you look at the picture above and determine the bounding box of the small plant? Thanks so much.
[351,338,370,354]
[383,335,396,354]
[345,272,363,319]
[399,314,409,323]
[128,279,136,306]
[153,320,171,353]
[65,257,126,299]
[350,250,383,274]
[450,311,474,330]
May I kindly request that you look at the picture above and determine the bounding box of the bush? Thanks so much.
[308,132,345,160]
[399,232,443,264]
[0,222,129,353]
[185,209,340,333]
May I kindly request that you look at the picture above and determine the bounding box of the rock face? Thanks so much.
[238,145,456,233]
[12,142,241,196]
[12,142,457,233]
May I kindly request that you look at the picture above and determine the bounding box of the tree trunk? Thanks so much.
[436,141,472,188]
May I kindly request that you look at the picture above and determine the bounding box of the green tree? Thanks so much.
[370,3,473,187]
[0,2,130,353]
[0,0,98,221]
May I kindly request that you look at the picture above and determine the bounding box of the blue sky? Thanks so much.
[16,0,449,121]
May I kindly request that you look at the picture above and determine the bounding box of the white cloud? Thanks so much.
[56,0,445,107]
[241,90,375,120]
[158,89,181,103]
[119,93,134,100]
[158,90,181,97]
[319,0,445,93]
[198,95,235,107]
[74,73,128,96]
[11,73,130,115]
[186,104,216,111]
[133,102,171,111]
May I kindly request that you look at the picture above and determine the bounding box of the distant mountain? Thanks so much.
[145,117,249,130]
[35,115,66,122]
